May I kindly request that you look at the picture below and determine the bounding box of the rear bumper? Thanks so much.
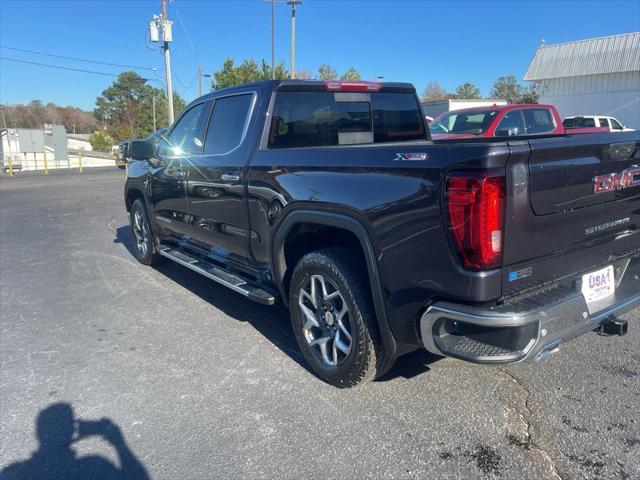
[420,256,640,363]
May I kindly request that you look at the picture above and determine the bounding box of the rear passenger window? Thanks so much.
[204,94,254,155]
[523,108,555,134]
[268,91,425,149]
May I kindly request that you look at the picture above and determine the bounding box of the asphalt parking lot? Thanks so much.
[0,168,638,480]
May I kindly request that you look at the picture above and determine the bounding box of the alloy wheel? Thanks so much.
[132,209,149,257]
[298,274,353,367]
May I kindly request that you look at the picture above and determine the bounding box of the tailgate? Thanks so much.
[529,133,639,214]
[502,132,640,296]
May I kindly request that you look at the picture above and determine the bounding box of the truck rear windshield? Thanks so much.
[268,92,426,149]
[430,110,499,135]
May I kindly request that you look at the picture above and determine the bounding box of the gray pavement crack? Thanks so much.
[493,368,564,480]
[106,216,117,233]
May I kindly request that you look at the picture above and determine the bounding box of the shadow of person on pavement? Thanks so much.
[1,402,149,480]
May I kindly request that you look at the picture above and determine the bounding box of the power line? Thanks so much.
[0,45,158,72]
[174,5,198,62]
[0,56,154,81]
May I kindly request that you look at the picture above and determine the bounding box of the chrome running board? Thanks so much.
[158,245,276,305]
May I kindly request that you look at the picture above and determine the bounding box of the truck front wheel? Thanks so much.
[289,248,385,387]
[129,199,162,266]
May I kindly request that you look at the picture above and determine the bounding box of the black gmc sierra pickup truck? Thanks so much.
[124,80,640,387]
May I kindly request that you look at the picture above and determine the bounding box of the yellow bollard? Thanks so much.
[8,155,13,176]
[79,152,83,173]
[43,151,48,175]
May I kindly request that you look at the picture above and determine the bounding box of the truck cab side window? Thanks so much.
[523,108,555,134]
[159,103,206,157]
[610,118,623,130]
[496,110,525,136]
[599,118,609,128]
[204,94,254,155]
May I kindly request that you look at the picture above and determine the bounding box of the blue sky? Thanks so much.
[1,0,638,110]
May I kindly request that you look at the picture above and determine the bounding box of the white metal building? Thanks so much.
[524,32,640,129]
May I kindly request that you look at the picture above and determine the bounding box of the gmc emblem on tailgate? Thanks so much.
[593,165,640,194]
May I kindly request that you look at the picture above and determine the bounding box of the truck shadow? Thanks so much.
[114,225,440,382]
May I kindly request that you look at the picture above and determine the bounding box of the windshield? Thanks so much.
[430,109,499,135]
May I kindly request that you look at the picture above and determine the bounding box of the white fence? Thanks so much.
[2,149,117,174]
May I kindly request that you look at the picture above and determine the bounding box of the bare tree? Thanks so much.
[421,81,448,102]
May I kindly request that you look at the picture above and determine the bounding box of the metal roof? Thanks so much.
[524,32,640,80]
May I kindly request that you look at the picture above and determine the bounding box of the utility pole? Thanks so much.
[149,2,175,125]
[198,65,211,96]
[161,0,174,124]
[287,1,301,79]
[271,0,275,79]
[152,95,157,131]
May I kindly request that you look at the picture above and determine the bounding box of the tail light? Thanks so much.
[445,172,506,270]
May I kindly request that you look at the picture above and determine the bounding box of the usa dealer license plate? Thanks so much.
[581,265,615,305]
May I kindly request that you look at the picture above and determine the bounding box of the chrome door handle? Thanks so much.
[220,173,240,182]
[166,166,186,178]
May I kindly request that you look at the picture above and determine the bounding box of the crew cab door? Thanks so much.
[184,92,257,264]
[149,101,208,240]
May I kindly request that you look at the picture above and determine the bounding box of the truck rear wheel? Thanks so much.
[129,199,162,266]
[289,248,385,387]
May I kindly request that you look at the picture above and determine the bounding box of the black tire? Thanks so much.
[289,247,386,387]
[129,199,162,266]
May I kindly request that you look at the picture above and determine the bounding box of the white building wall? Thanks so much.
[67,138,93,151]
[537,71,640,129]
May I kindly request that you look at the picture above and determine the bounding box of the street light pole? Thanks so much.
[287,1,301,79]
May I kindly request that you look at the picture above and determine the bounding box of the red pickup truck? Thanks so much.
[429,104,608,139]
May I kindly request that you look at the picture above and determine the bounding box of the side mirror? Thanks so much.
[495,127,519,137]
[130,140,155,161]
